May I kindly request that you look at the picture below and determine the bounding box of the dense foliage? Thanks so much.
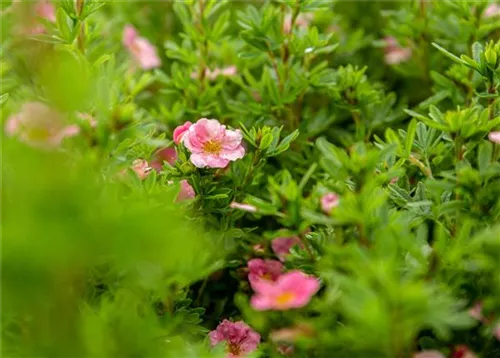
[2,1,500,357]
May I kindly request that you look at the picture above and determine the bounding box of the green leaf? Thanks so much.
[432,43,468,66]
[405,119,417,157]
[478,140,493,175]
[259,133,273,150]
[273,129,299,155]
[0,93,9,107]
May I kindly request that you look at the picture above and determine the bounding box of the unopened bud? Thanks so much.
[485,48,498,68]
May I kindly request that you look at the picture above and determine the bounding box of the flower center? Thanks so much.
[227,343,241,356]
[203,140,221,154]
[276,292,295,306]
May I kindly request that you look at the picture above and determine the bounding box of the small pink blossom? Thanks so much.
[383,36,412,65]
[176,179,195,202]
[413,351,446,358]
[250,270,320,311]
[181,118,245,169]
[494,323,500,341]
[209,320,260,358]
[122,25,161,70]
[320,192,340,214]
[35,0,56,22]
[150,147,177,171]
[131,159,152,180]
[173,121,192,145]
[452,345,477,358]
[77,113,97,128]
[271,236,302,261]
[270,324,315,343]
[468,302,485,322]
[484,4,500,18]
[283,13,313,34]
[253,244,265,253]
[488,131,500,144]
[247,258,283,290]
[190,66,238,81]
[5,102,79,148]
[230,202,257,213]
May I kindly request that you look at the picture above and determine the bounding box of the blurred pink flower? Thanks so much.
[413,351,445,358]
[452,345,477,358]
[209,320,260,358]
[122,25,161,70]
[283,13,313,34]
[247,258,283,290]
[250,270,320,311]
[320,192,340,214]
[494,323,500,341]
[77,113,97,128]
[190,66,238,81]
[35,0,55,22]
[383,36,412,65]
[181,118,245,168]
[271,236,302,261]
[468,302,485,322]
[270,324,315,343]
[150,147,177,171]
[488,131,500,144]
[176,179,195,202]
[5,102,79,148]
[277,345,294,356]
[484,4,500,17]
[131,159,152,180]
[230,202,257,212]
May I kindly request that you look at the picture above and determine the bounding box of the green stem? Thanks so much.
[488,83,497,120]
[76,0,85,53]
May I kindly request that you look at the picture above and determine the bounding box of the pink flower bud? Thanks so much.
[488,131,500,144]
[173,121,192,145]
[230,202,257,213]
[320,192,340,214]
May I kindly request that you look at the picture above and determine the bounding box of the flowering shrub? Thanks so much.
[2,1,500,358]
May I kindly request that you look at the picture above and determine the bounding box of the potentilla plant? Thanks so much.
[1,1,500,358]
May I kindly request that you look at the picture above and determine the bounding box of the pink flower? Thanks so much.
[35,0,56,22]
[77,113,97,128]
[494,323,500,341]
[176,179,195,202]
[413,351,446,358]
[181,118,245,168]
[247,258,283,290]
[230,202,257,213]
[270,324,315,343]
[251,270,320,311]
[488,131,500,144]
[122,25,161,70]
[271,236,302,261]
[190,66,238,81]
[283,13,313,34]
[452,345,477,358]
[468,302,485,322]
[173,121,192,145]
[320,192,340,214]
[150,147,177,171]
[209,320,260,358]
[383,36,412,65]
[5,102,80,148]
[484,4,500,18]
[131,159,152,180]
